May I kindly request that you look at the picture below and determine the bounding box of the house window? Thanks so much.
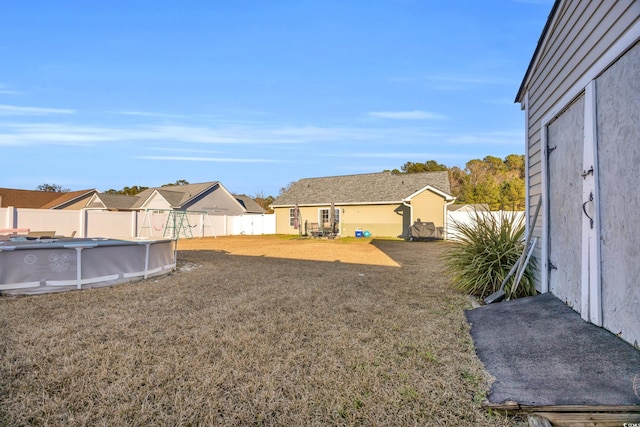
[319,208,340,225]
[289,208,296,226]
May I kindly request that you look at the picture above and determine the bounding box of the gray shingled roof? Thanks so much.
[87,193,140,210]
[132,182,219,209]
[271,172,452,206]
[234,195,266,214]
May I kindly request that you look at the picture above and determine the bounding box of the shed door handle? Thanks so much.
[582,192,594,229]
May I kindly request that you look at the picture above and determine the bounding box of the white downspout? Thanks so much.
[402,199,412,238]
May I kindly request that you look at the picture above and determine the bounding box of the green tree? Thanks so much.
[104,186,149,195]
[36,183,69,192]
[162,179,189,187]
[400,160,448,173]
[253,191,275,213]
[392,154,525,210]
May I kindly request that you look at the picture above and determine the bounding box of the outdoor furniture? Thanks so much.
[306,222,322,238]
[27,231,56,239]
[408,220,442,241]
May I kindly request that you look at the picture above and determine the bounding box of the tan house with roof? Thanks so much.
[85,182,264,215]
[271,171,454,238]
[0,188,97,210]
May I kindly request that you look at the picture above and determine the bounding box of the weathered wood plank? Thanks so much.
[535,411,640,426]
[484,401,640,413]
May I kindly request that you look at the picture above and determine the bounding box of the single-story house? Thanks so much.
[270,171,455,238]
[0,188,97,210]
[85,184,265,216]
[130,182,244,214]
[516,0,639,346]
[82,182,256,215]
[233,194,266,214]
[85,193,141,211]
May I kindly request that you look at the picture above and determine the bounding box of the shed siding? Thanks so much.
[522,0,640,280]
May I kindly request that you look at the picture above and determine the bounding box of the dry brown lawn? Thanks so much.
[0,236,518,426]
[178,235,400,267]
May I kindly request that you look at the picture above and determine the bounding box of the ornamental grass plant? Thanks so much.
[445,210,536,300]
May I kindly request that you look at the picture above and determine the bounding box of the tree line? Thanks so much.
[35,154,525,212]
[387,154,525,210]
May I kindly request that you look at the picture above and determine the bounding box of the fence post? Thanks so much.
[131,211,138,238]
[80,209,88,238]
[8,206,16,228]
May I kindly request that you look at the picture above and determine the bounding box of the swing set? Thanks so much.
[139,209,216,239]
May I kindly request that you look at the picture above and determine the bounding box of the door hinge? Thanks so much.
[548,261,557,272]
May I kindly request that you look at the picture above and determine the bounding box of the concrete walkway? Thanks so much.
[466,293,640,407]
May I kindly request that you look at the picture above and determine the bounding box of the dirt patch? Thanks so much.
[0,238,518,426]
[177,235,401,267]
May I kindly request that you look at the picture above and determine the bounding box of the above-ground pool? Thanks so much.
[0,237,176,295]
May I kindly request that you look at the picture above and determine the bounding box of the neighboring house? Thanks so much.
[85,193,140,211]
[516,0,640,346]
[131,182,251,216]
[270,171,454,238]
[84,184,266,215]
[0,188,97,209]
[233,194,266,214]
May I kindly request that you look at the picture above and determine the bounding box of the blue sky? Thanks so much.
[1,0,552,197]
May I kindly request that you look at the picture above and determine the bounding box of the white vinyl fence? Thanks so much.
[446,210,525,241]
[0,207,275,239]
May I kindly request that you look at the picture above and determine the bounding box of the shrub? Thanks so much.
[444,211,536,300]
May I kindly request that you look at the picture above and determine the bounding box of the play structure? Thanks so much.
[139,209,216,239]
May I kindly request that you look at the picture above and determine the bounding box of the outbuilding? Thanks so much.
[516,0,640,346]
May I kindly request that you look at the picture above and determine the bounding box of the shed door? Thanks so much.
[595,41,640,345]
[547,94,585,313]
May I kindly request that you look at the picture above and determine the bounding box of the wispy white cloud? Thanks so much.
[0,122,118,146]
[0,116,519,154]
[0,84,21,95]
[136,156,279,163]
[0,122,400,146]
[328,151,471,160]
[115,110,188,119]
[446,131,523,145]
[367,110,448,120]
[427,74,513,91]
[0,104,75,116]
[150,146,223,154]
